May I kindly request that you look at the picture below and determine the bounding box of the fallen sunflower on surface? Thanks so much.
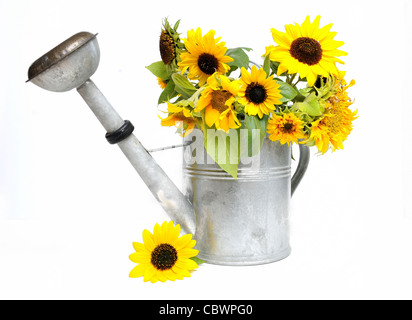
[129,221,200,283]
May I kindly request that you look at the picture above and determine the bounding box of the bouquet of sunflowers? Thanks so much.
[147,17,357,178]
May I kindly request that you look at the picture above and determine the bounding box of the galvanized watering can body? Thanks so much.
[182,130,309,265]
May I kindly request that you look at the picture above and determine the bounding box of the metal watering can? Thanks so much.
[27,32,310,265]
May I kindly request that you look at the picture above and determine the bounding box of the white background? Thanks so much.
[1,0,411,300]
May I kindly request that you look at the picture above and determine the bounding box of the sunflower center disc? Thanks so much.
[246,83,267,104]
[198,53,219,75]
[283,122,294,132]
[151,243,178,270]
[211,90,232,112]
[290,37,323,66]
[159,30,175,65]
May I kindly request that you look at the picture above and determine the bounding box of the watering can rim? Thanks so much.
[26,31,98,83]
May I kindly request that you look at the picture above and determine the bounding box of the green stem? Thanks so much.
[286,74,290,84]
[287,73,297,85]
[293,79,301,87]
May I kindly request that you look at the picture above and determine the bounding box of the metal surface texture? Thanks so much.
[27,32,99,92]
[182,130,309,265]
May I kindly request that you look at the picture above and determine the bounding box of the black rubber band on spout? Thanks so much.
[105,120,134,144]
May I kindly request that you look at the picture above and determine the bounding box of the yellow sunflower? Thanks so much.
[157,77,167,89]
[267,15,348,86]
[129,221,199,283]
[309,116,332,154]
[179,28,233,85]
[238,66,282,118]
[310,73,357,154]
[195,73,241,132]
[160,102,199,137]
[267,112,306,145]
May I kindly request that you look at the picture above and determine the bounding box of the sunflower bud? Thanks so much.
[159,18,184,70]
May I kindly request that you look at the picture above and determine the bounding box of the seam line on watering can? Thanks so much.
[197,247,291,265]
[183,167,291,181]
[184,165,291,173]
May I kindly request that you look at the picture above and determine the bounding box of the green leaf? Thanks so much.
[263,55,271,77]
[203,118,240,179]
[171,73,197,99]
[146,61,169,80]
[226,47,252,70]
[242,114,268,157]
[296,92,323,116]
[158,80,178,104]
[275,79,298,103]
[173,19,181,30]
[190,257,206,265]
[270,61,280,75]
[228,65,239,74]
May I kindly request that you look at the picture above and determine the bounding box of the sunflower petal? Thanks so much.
[142,229,156,251]
[153,223,162,244]
[271,28,291,48]
[129,252,151,263]
[143,265,157,282]
[174,233,193,250]
[177,258,199,270]
[178,248,199,258]
[205,105,220,127]
[277,63,289,75]
[129,264,146,278]
[240,67,251,84]
[168,224,181,246]
[132,242,147,253]
[172,265,191,278]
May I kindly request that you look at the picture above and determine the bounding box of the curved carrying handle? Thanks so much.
[291,144,310,196]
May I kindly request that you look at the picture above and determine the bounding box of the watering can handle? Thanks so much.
[291,145,310,196]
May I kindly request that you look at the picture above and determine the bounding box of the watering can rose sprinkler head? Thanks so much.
[27,32,196,235]
[27,32,100,92]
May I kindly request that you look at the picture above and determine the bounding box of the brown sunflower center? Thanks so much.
[245,83,267,104]
[151,243,178,271]
[282,122,294,133]
[289,37,323,66]
[198,53,219,75]
[159,30,176,65]
[211,90,232,112]
[172,113,195,126]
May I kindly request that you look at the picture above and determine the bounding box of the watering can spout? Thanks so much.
[76,80,196,235]
[26,32,196,235]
